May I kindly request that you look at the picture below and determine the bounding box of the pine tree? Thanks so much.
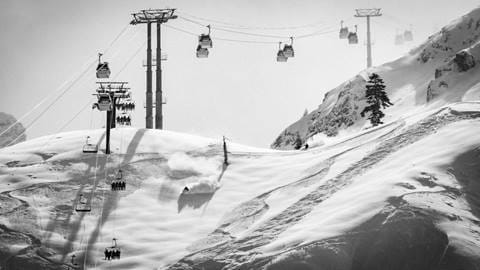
[293,132,303,150]
[360,73,393,126]
[303,108,308,117]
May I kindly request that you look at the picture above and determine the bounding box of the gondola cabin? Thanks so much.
[199,34,213,48]
[196,45,209,58]
[395,33,404,45]
[277,50,287,62]
[283,45,294,58]
[348,25,358,45]
[96,53,111,79]
[198,25,213,48]
[348,32,358,44]
[96,93,112,111]
[404,30,413,42]
[339,21,349,39]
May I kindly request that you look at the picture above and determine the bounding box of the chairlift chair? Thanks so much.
[104,238,121,260]
[282,37,295,58]
[348,25,359,45]
[75,194,91,212]
[198,25,213,48]
[111,170,126,191]
[97,93,112,111]
[96,53,111,79]
[339,20,349,39]
[82,136,98,153]
[116,113,131,126]
[196,45,209,58]
[276,42,288,62]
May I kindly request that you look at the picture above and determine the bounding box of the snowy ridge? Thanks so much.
[272,6,480,150]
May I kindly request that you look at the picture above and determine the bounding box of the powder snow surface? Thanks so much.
[0,103,480,269]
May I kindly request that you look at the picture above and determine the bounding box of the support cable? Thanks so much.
[177,11,328,30]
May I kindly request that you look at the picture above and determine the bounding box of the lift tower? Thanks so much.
[355,8,382,68]
[131,9,177,130]
[93,82,130,154]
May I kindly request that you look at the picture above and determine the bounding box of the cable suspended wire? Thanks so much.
[165,24,279,44]
[113,39,147,79]
[178,15,340,40]
[35,37,147,150]
[383,13,411,29]
[0,23,133,143]
[104,24,132,55]
[178,16,287,38]
[166,23,338,44]
[0,56,95,140]
[7,60,97,147]
[177,11,327,30]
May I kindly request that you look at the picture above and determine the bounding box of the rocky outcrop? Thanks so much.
[427,50,477,102]
[271,75,366,149]
[453,51,476,72]
[0,112,26,148]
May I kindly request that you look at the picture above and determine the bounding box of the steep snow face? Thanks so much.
[0,112,26,148]
[0,103,480,270]
[272,7,480,150]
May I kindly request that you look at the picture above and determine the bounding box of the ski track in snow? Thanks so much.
[168,108,480,269]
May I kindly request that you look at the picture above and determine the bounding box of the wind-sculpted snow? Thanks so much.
[1,106,480,270]
[167,108,480,269]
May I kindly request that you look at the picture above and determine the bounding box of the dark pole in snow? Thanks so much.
[106,109,111,154]
[223,136,228,166]
[112,95,117,129]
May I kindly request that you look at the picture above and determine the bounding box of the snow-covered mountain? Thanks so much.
[1,7,480,270]
[272,7,480,150]
[1,103,480,269]
[0,112,26,148]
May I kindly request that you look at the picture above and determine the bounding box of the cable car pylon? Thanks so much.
[354,8,382,68]
[130,9,177,130]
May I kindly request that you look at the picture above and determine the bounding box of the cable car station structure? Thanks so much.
[130,9,177,130]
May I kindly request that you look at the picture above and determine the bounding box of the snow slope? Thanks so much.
[0,102,480,269]
[272,7,480,150]
[2,7,480,270]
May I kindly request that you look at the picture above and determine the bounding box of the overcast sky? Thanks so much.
[1,0,478,147]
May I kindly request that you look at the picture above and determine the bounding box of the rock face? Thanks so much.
[272,7,480,149]
[271,75,366,149]
[453,51,476,72]
[0,112,26,148]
